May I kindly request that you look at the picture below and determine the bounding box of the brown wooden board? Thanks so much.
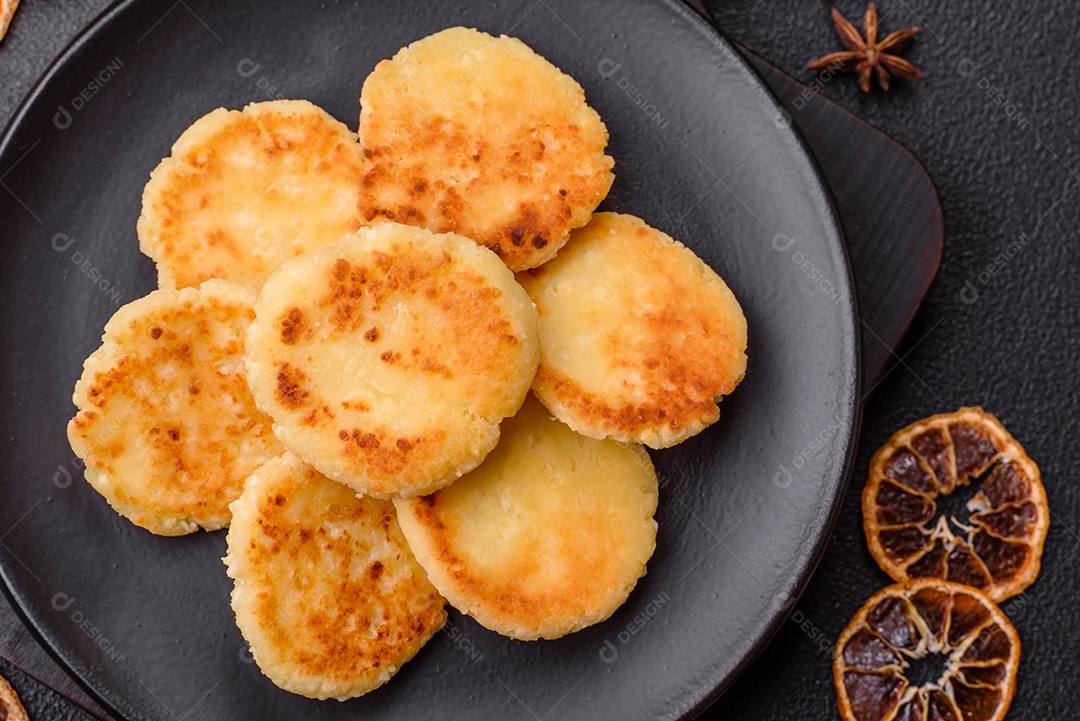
[742,48,943,390]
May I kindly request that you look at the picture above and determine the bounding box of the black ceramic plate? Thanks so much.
[0,1,860,719]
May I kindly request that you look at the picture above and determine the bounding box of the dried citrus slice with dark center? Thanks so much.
[863,407,1048,601]
[0,672,29,721]
[834,579,1020,721]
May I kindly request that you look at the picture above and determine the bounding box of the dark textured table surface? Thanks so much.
[2,1,1078,719]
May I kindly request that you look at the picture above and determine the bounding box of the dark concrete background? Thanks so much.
[1,1,1077,719]
[703,2,1080,719]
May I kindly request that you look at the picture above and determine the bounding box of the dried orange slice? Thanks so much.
[0,671,29,721]
[0,0,20,44]
[834,578,1020,721]
[863,407,1048,601]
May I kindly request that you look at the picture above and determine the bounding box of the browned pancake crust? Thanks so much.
[518,212,748,448]
[67,280,283,535]
[226,452,446,699]
[139,100,365,289]
[244,223,539,497]
[357,27,614,271]
[394,395,658,640]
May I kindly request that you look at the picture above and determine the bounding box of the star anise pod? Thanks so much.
[807,2,924,92]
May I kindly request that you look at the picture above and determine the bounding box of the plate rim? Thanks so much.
[0,0,863,718]
[656,2,862,715]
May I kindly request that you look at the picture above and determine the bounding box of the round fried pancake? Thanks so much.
[225,452,446,700]
[518,212,747,449]
[394,395,658,640]
[67,280,284,535]
[139,99,365,289]
[245,222,539,498]
[357,26,614,271]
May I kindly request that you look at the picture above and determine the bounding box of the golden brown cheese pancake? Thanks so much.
[357,27,614,271]
[518,212,747,449]
[67,280,283,535]
[394,395,658,640]
[244,222,539,498]
[139,99,365,289]
[225,452,446,700]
